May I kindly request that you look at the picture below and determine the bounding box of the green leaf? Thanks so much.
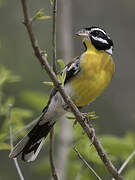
[67,114,76,120]
[57,74,63,83]
[0,143,10,150]
[57,59,65,70]
[57,69,66,86]
[37,16,51,20]
[86,111,99,120]
[42,81,54,87]
[61,69,66,85]
[50,0,54,5]
[32,9,51,21]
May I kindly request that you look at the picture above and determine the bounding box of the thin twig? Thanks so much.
[118,150,135,174]
[9,104,24,180]
[52,0,57,74]
[112,150,135,180]
[49,0,59,180]
[74,147,102,180]
[20,0,124,179]
[49,129,59,180]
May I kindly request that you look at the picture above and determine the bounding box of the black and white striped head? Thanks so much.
[76,26,114,55]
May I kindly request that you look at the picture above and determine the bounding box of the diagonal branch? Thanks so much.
[20,0,125,179]
[74,147,102,180]
[112,150,135,180]
[118,150,135,175]
[9,104,24,180]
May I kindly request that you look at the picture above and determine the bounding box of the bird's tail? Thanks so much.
[9,117,55,162]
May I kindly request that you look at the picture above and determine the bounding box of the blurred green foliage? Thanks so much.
[34,122,135,179]
[0,66,33,148]
[20,90,49,111]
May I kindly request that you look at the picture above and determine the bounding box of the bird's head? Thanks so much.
[76,26,114,55]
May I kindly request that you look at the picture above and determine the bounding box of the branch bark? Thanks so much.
[20,0,125,179]
[49,129,59,180]
[49,1,59,180]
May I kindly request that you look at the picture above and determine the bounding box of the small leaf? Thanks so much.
[61,69,66,85]
[32,9,51,21]
[57,74,63,84]
[86,111,99,120]
[67,114,76,120]
[57,69,66,86]
[37,15,51,20]
[57,59,65,70]
[50,0,54,5]
[43,81,54,86]
[0,143,10,150]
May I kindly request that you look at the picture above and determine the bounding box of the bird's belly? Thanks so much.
[73,72,111,106]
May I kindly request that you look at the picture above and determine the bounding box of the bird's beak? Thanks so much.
[76,29,89,38]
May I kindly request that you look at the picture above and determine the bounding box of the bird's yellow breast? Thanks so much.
[70,49,115,107]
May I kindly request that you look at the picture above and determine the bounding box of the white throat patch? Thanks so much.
[106,46,113,55]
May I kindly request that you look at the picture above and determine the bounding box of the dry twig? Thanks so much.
[74,147,102,180]
[112,150,135,180]
[49,129,59,180]
[20,0,125,179]
[9,104,24,180]
[49,0,59,180]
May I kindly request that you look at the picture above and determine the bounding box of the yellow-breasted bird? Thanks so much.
[9,26,115,162]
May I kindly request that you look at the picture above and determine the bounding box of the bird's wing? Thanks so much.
[42,56,81,112]
[64,56,81,84]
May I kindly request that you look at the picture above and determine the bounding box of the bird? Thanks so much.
[9,26,115,162]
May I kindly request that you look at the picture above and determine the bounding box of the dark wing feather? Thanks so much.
[42,56,80,112]
[64,56,81,84]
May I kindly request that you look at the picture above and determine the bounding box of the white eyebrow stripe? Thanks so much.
[90,28,106,35]
[92,36,108,44]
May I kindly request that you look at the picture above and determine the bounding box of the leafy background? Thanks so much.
[0,0,135,179]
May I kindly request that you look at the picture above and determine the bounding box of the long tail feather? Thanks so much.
[9,121,55,162]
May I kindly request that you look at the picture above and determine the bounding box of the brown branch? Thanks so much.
[49,1,59,180]
[52,0,57,74]
[9,104,24,180]
[20,0,125,179]
[49,129,59,180]
[74,147,102,180]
